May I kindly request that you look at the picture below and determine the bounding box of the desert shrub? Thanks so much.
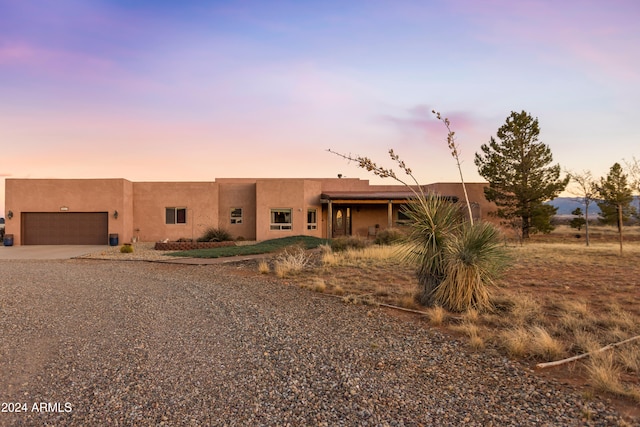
[374,228,404,245]
[330,236,368,252]
[197,227,232,242]
[176,237,193,242]
[273,245,312,277]
[120,244,134,253]
[432,222,508,312]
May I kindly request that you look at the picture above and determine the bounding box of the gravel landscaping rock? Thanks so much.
[0,259,630,426]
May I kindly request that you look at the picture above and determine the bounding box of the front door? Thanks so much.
[332,207,351,237]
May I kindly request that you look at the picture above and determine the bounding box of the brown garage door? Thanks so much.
[22,212,109,245]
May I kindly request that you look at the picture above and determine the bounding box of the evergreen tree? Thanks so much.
[474,111,569,239]
[597,162,635,255]
[569,208,586,231]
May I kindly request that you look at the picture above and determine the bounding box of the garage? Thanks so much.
[21,212,109,245]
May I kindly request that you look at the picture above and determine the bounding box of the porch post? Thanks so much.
[387,200,393,229]
[327,200,333,239]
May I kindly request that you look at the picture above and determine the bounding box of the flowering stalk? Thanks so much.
[432,110,474,225]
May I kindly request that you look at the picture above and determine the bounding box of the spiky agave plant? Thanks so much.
[432,222,508,312]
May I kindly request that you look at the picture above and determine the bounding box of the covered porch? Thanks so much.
[320,191,418,239]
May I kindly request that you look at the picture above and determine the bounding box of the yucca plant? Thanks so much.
[432,222,508,312]
[399,194,463,305]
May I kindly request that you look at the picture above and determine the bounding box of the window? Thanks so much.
[270,208,292,230]
[307,209,317,230]
[230,208,243,224]
[166,207,187,224]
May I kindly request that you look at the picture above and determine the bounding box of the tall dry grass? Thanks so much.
[321,244,403,267]
[586,352,640,402]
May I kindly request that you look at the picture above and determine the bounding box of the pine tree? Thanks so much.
[596,162,635,254]
[474,111,569,239]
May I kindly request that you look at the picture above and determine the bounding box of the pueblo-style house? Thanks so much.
[4,178,494,246]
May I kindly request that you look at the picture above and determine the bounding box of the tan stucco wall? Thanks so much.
[132,182,219,242]
[5,178,133,245]
[218,182,257,240]
[303,180,324,239]
[255,179,306,242]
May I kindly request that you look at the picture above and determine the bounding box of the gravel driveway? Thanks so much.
[0,259,626,426]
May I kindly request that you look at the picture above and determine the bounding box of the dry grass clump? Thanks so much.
[529,326,565,360]
[396,293,419,310]
[602,304,637,331]
[257,260,270,274]
[273,245,312,278]
[619,343,640,373]
[501,326,530,357]
[586,352,640,402]
[310,278,327,293]
[506,293,543,326]
[499,326,564,360]
[452,322,485,350]
[572,329,601,354]
[332,284,345,296]
[426,305,447,326]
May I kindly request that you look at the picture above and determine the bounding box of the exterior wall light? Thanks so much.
[7,210,13,219]
[113,210,119,219]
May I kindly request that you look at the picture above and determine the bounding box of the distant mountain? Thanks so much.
[546,196,640,216]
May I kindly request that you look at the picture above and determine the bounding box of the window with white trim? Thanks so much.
[230,208,243,224]
[166,207,187,224]
[270,208,292,230]
[307,209,317,230]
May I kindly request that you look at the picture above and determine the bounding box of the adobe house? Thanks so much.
[4,178,494,245]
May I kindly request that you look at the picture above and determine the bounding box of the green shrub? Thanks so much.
[197,227,232,242]
[120,244,134,253]
[330,236,368,252]
[374,228,404,245]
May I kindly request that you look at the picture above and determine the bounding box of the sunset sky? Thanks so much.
[2,0,639,211]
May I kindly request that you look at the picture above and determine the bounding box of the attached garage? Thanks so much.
[21,212,109,245]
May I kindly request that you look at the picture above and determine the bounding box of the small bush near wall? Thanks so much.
[375,228,405,245]
[330,236,368,252]
[197,227,233,242]
[120,244,134,253]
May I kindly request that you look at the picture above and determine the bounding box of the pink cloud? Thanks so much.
[378,105,481,139]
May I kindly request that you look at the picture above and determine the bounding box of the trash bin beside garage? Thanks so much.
[109,233,119,246]
[3,234,14,246]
